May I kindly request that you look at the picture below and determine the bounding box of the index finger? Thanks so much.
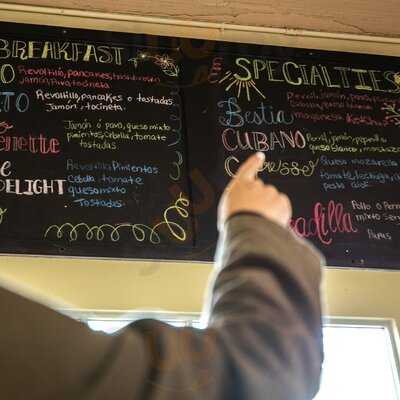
[235,152,265,181]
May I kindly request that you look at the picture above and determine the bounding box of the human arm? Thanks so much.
[0,153,323,399]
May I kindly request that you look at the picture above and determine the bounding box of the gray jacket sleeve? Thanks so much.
[0,214,323,400]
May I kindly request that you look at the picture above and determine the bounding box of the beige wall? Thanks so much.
[1,257,400,329]
[0,4,399,328]
[4,0,400,38]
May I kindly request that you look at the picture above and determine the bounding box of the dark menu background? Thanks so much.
[0,22,400,268]
[0,22,194,260]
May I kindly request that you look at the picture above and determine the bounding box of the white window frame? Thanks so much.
[322,316,400,398]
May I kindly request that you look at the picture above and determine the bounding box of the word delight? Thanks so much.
[0,161,65,195]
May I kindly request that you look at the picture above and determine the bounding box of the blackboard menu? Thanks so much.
[0,22,194,260]
[0,22,400,269]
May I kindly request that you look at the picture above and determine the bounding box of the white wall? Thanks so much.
[1,257,400,330]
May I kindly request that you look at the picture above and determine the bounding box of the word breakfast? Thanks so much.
[0,38,124,65]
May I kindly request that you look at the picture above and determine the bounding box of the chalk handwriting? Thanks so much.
[64,119,171,151]
[222,128,306,152]
[0,64,15,84]
[320,156,398,168]
[367,229,392,241]
[306,132,400,155]
[0,39,124,65]
[218,97,294,128]
[0,131,60,154]
[0,92,29,112]
[228,57,400,94]
[66,159,159,175]
[225,156,319,178]
[291,201,358,245]
[0,161,64,195]
[136,93,173,106]
[36,90,125,112]
[17,65,161,89]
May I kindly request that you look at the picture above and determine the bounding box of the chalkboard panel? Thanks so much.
[0,21,400,268]
[0,22,195,260]
[185,44,400,268]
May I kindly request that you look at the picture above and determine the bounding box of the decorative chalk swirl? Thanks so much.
[151,194,189,241]
[0,207,7,225]
[0,121,13,135]
[168,87,182,147]
[44,194,190,243]
[129,51,179,77]
[167,86,184,181]
[169,151,183,181]
[382,103,400,126]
